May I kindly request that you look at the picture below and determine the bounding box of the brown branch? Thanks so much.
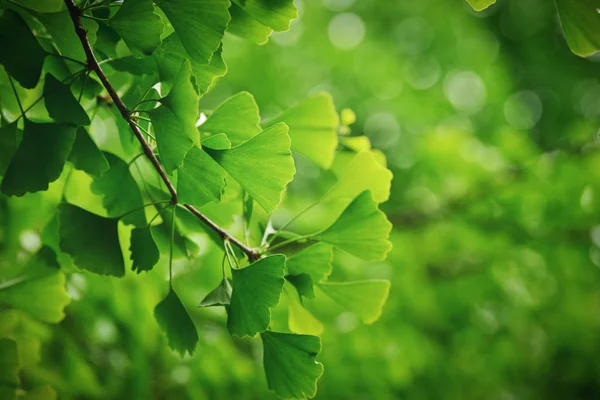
[64,0,259,262]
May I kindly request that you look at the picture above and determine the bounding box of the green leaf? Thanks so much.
[107,0,163,57]
[154,288,199,356]
[149,60,199,173]
[228,255,286,337]
[286,243,333,282]
[286,283,323,335]
[58,203,125,277]
[129,227,160,273]
[227,3,272,45]
[0,123,19,176]
[205,123,295,213]
[0,338,19,400]
[263,93,339,169]
[201,133,231,150]
[313,191,392,261]
[153,0,230,64]
[199,279,232,307]
[177,146,226,208]
[43,74,90,126]
[466,0,496,11]
[286,273,315,300]
[68,127,109,177]
[200,92,261,146]
[232,0,297,31]
[1,120,76,197]
[0,251,70,324]
[10,0,63,12]
[91,153,146,227]
[323,151,393,204]
[0,10,45,89]
[23,385,57,400]
[153,34,227,94]
[555,0,600,57]
[261,331,323,400]
[317,280,390,324]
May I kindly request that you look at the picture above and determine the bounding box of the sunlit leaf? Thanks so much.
[286,243,333,283]
[107,0,163,57]
[1,120,76,197]
[200,92,261,146]
[68,127,109,177]
[317,280,390,324]
[149,60,199,173]
[227,3,272,45]
[228,255,286,337]
[154,288,199,356]
[153,34,227,94]
[199,279,232,307]
[314,191,392,261]
[177,146,226,208]
[556,0,600,57]
[154,0,230,64]
[232,0,297,31]
[201,133,231,150]
[43,74,90,126]
[261,331,323,400]
[205,123,295,213]
[58,204,125,277]
[286,283,323,335]
[0,338,19,400]
[466,0,496,11]
[0,10,45,89]
[263,93,339,169]
[129,227,160,273]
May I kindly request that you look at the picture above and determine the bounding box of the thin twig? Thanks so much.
[64,0,259,262]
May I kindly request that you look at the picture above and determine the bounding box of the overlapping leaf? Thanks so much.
[263,93,339,169]
[205,123,295,213]
[228,255,286,337]
[232,0,297,31]
[200,92,261,145]
[107,0,163,57]
[1,120,76,197]
[261,331,323,400]
[227,4,272,45]
[68,127,109,177]
[43,74,90,126]
[177,146,226,208]
[58,204,125,277]
[199,279,232,307]
[286,284,323,335]
[317,280,390,324]
[466,0,496,11]
[313,191,392,261]
[154,288,199,356]
[286,243,333,283]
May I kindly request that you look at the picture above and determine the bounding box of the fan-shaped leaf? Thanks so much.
[227,3,272,45]
[286,243,333,282]
[556,0,600,57]
[232,0,297,31]
[286,284,323,335]
[205,123,295,213]
[317,280,390,324]
[129,227,160,273]
[154,288,199,356]
[200,92,261,146]
[228,255,286,337]
[68,127,109,177]
[199,279,232,307]
[43,74,90,126]
[177,146,226,208]
[107,0,163,57]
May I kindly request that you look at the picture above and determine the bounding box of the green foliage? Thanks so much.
[0,338,19,400]
[154,288,199,356]
[106,0,163,57]
[555,0,600,57]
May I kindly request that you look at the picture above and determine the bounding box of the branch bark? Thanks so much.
[64,0,259,261]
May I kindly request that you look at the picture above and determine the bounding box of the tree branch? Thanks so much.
[64,0,259,262]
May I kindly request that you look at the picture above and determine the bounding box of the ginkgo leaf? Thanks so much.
[228,255,286,337]
[323,151,393,204]
[286,283,323,335]
[0,122,19,176]
[227,3,272,45]
[129,227,160,273]
[466,0,496,11]
[263,93,339,169]
[107,0,163,57]
[200,92,261,145]
[58,204,125,277]
[286,243,333,282]
[556,0,600,57]
[68,127,109,177]
[91,153,146,227]
[199,279,232,307]
[286,273,315,300]
[313,191,392,261]
[201,133,231,150]
[0,248,70,324]
[261,331,323,400]
[154,0,230,64]
[43,74,90,126]
[317,280,390,324]
[0,10,45,89]
[149,61,199,173]
[11,0,62,12]
[0,338,19,400]
[154,288,199,356]
[1,120,76,197]
[153,34,227,94]
[232,0,297,31]
[205,123,295,213]
[177,146,226,208]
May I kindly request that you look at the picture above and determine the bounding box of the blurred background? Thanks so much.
[3,0,600,398]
